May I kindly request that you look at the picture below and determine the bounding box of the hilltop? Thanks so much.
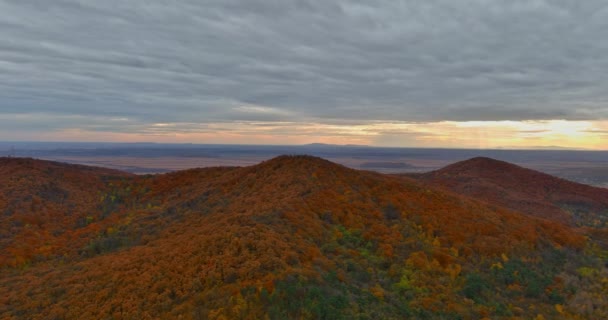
[411,157,608,227]
[0,156,606,319]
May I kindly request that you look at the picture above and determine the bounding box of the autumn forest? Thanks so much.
[1,155,607,319]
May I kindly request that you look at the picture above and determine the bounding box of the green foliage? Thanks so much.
[547,289,565,304]
[98,181,133,217]
[337,227,367,249]
[267,275,348,320]
[80,225,134,257]
[462,273,489,302]
[394,270,414,293]
[491,257,555,298]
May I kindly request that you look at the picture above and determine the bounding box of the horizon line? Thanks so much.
[0,140,601,152]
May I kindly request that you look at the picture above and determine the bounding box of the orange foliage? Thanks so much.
[411,157,608,228]
[0,155,591,319]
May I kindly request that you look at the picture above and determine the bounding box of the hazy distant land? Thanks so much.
[2,141,607,188]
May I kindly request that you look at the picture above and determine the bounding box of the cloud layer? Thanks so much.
[1,0,607,143]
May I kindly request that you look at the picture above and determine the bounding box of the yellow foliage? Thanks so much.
[446,264,461,280]
[490,262,504,270]
[450,246,459,257]
[501,253,509,262]
[577,267,597,277]
[432,237,441,247]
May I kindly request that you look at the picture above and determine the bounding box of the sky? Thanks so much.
[0,0,607,149]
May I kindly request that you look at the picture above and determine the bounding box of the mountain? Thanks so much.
[0,156,606,319]
[410,157,608,228]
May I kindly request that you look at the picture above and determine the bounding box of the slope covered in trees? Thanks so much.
[0,156,606,319]
[411,157,608,228]
[0,157,132,267]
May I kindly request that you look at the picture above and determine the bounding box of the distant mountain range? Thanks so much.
[303,143,372,148]
[1,156,607,319]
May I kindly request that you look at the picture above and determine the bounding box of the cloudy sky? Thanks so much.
[1,0,607,149]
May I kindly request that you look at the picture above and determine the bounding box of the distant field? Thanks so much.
[36,156,267,174]
[2,142,607,187]
[34,155,444,174]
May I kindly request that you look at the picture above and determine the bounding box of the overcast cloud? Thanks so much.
[1,0,608,136]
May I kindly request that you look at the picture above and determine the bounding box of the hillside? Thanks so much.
[0,156,606,319]
[0,157,132,267]
[411,157,608,228]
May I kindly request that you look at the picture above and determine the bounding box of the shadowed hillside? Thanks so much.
[411,157,608,228]
[1,156,606,319]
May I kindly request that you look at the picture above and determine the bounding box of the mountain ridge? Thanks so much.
[0,155,606,319]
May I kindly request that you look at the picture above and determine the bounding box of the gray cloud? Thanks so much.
[1,0,608,135]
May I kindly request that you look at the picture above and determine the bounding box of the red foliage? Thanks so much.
[0,155,589,318]
[411,157,608,227]
[0,157,132,267]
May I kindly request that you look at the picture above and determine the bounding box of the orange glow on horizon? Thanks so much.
[1,119,606,150]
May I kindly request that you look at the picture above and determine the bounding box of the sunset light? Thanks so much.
[2,1,608,319]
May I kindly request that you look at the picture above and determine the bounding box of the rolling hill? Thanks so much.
[0,156,606,319]
[409,157,608,228]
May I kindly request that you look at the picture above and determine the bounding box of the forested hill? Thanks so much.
[0,156,606,319]
[411,156,608,228]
